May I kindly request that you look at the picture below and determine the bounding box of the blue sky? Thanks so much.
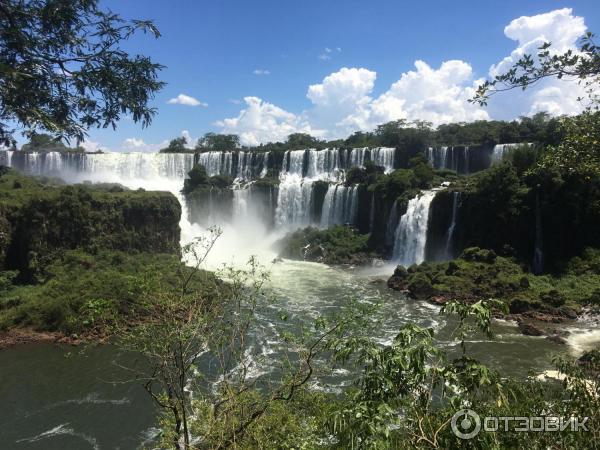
[79,0,600,151]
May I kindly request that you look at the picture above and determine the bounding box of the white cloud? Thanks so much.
[80,139,104,152]
[122,137,164,152]
[167,94,207,107]
[307,67,375,108]
[487,8,587,118]
[253,69,270,76]
[306,63,488,137]
[120,130,195,153]
[216,96,319,146]
[228,98,242,105]
[216,9,590,143]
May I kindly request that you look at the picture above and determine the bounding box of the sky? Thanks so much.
[74,0,600,152]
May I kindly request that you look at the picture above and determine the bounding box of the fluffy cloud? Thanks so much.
[80,139,104,152]
[167,94,207,107]
[253,69,271,76]
[488,8,587,118]
[305,63,488,137]
[216,96,318,146]
[216,8,589,144]
[120,130,196,153]
[122,137,164,152]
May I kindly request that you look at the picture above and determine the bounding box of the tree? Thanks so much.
[472,32,599,108]
[21,133,67,152]
[117,230,359,449]
[196,132,240,151]
[0,0,165,146]
[181,164,208,194]
[286,132,320,149]
[160,136,189,153]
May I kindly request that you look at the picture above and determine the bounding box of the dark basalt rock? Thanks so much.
[509,298,532,314]
[518,322,544,336]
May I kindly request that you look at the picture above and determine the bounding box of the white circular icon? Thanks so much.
[451,409,481,439]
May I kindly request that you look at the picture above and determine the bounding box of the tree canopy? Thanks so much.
[195,132,240,151]
[0,0,165,146]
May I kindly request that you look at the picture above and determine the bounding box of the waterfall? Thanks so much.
[393,189,438,266]
[426,146,449,170]
[533,192,544,274]
[197,151,232,177]
[385,198,399,246]
[275,150,310,228]
[426,147,434,167]
[320,185,358,228]
[349,147,367,168]
[0,150,13,166]
[444,192,460,258]
[259,152,270,178]
[492,143,532,164]
[370,147,396,173]
[274,173,313,228]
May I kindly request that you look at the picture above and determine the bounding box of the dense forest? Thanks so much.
[1,0,599,448]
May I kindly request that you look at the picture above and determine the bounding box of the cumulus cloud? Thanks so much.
[167,94,207,107]
[216,96,319,146]
[119,130,196,153]
[487,8,587,118]
[253,69,270,76]
[305,63,488,137]
[122,137,164,152]
[216,8,589,144]
[80,139,104,152]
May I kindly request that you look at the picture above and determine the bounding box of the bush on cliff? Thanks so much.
[276,226,372,265]
[388,246,600,316]
[0,249,222,334]
[0,169,181,281]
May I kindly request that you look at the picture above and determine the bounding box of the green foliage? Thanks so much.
[181,163,235,195]
[0,250,199,333]
[391,246,600,317]
[195,132,240,151]
[277,226,372,265]
[533,112,600,177]
[20,133,69,152]
[159,136,193,153]
[0,0,164,145]
[0,169,181,280]
[286,132,322,149]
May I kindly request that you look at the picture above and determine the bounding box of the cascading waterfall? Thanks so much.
[0,149,13,166]
[370,147,396,173]
[393,189,439,266]
[197,151,232,177]
[1,147,399,247]
[444,192,460,258]
[305,148,343,181]
[426,146,449,170]
[259,152,270,178]
[320,185,358,228]
[275,150,313,229]
[491,143,532,164]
